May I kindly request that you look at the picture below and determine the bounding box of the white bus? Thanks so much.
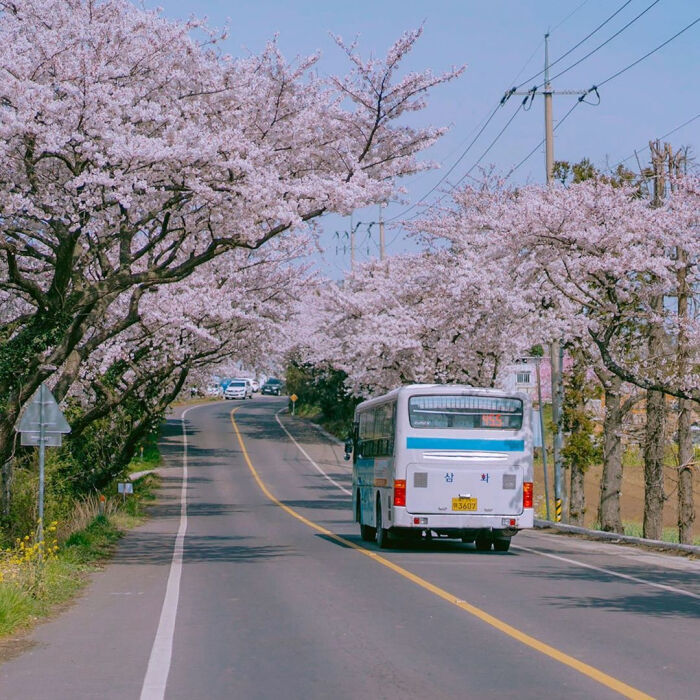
[345,385,533,552]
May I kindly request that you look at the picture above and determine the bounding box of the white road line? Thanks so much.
[140,406,193,700]
[275,410,352,495]
[276,409,700,602]
[513,543,700,600]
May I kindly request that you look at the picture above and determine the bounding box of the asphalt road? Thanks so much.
[0,398,698,699]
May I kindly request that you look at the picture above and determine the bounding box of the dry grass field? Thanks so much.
[533,451,699,542]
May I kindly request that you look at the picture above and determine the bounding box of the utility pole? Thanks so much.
[378,203,386,261]
[349,214,355,271]
[514,33,586,522]
[644,140,669,540]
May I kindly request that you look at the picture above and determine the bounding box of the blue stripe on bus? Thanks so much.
[406,437,524,452]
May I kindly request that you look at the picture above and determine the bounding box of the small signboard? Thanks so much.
[117,482,134,494]
[21,432,63,447]
[290,394,298,403]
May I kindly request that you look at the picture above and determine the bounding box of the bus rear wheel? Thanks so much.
[358,497,375,541]
[493,537,511,552]
[376,503,391,549]
[475,533,493,551]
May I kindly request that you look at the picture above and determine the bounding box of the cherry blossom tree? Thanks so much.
[63,238,305,486]
[0,0,461,488]
[289,247,547,396]
[413,175,698,537]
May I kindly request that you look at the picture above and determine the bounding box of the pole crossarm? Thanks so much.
[513,89,587,96]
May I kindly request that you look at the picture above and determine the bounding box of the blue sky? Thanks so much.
[148,1,699,277]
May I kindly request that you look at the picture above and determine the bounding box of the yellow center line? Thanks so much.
[230,408,653,700]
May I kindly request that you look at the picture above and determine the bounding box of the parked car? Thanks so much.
[261,378,284,396]
[206,384,223,397]
[239,377,259,392]
[224,380,251,400]
[233,378,254,398]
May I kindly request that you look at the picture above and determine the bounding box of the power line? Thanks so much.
[513,0,637,90]
[507,15,700,180]
[594,15,700,90]
[551,0,592,33]
[385,102,503,222]
[545,0,662,87]
[505,100,582,180]
[400,100,527,223]
[384,2,605,224]
[615,112,700,166]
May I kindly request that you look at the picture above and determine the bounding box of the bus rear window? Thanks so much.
[408,395,523,430]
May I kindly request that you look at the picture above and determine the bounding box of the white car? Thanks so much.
[224,380,251,400]
[206,384,223,397]
[237,377,259,392]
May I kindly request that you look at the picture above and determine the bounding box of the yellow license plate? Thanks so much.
[452,497,477,511]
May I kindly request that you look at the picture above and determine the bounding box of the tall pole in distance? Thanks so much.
[544,33,565,523]
[378,203,386,261]
[544,33,555,183]
[349,214,355,271]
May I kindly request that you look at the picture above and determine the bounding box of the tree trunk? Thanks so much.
[676,243,694,544]
[598,375,624,532]
[643,387,666,540]
[564,349,592,527]
[569,463,586,526]
[677,398,695,544]
[1,456,12,522]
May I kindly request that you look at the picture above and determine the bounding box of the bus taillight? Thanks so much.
[393,479,406,507]
[523,482,533,509]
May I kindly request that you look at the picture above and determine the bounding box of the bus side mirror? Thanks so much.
[344,438,353,461]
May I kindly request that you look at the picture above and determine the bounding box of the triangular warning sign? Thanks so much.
[16,384,71,434]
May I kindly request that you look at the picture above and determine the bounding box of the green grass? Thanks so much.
[0,472,158,639]
[128,434,162,474]
[621,521,700,546]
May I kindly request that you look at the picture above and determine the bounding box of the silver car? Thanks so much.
[224,380,250,400]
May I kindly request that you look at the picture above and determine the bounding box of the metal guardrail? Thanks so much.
[534,518,700,555]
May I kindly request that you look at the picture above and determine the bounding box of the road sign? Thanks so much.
[118,482,134,494]
[17,385,71,436]
[290,394,298,402]
[15,383,71,551]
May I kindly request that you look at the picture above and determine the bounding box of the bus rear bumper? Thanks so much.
[392,508,534,533]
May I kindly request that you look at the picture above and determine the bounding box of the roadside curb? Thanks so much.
[129,469,159,481]
[534,518,700,555]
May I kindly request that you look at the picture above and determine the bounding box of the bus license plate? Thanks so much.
[452,497,477,511]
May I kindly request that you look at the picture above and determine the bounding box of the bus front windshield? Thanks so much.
[408,395,523,430]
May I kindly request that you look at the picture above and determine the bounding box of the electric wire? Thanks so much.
[385,102,502,222]
[374,4,696,250]
[593,15,700,90]
[512,0,637,90]
[505,100,582,180]
[395,100,527,225]
[383,2,592,225]
[507,16,700,180]
[551,0,592,33]
[387,1,652,226]
[617,112,700,166]
[545,0,662,87]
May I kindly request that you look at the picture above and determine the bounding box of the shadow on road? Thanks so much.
[315,533,514,556]
[514,555,700,600]
[540,589,700,618]
[113,533,296,565]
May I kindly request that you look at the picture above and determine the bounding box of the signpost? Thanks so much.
[15,383,71,549]
[118,482,134,503]
[290,394,298,415]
